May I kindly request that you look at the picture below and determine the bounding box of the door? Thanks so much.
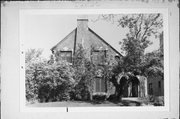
[131,76,139,97]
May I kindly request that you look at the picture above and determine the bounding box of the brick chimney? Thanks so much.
[76,16,89,48]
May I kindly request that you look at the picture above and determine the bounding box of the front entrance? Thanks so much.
[119,76,129,97]
[119,76,140,97]
[131,76,139,97]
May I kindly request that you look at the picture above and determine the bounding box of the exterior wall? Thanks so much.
[88,29,121,64]
[137,76,148,98]
[51,19,123,95]
[51,29,76,62]
[76,28,123,64]
[147,76,164,96]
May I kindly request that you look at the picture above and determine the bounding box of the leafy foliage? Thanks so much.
[25,49,44,64]
[25,49,75,102]
[142,49,164,77]
[26,14,164,103]
[98,14,163,75]
[118,14,163,73]
[94,14,164,100]
[71,44,96,101]
[92,93,107,101]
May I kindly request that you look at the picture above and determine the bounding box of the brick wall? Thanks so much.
[147,76,164,96]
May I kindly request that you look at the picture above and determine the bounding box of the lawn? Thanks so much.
[27,98,153,107]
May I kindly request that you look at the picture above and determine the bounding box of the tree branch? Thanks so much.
[135,14,143,39]
[141,14,160,41]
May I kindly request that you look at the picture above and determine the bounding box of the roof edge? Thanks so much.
[88,28,123,57]
[51,28,77,52]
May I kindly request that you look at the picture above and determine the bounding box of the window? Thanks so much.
[95,77,106,93]
[94,68,106,93]
[59,51,72,63]
[158,81,161,88]
[149,83,153,95]
[92,50,106,65]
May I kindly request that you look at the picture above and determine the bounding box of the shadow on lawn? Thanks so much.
[119,100,141,106]
[88,99,141,106]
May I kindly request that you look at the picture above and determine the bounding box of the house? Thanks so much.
[51,18,149,98]
[51,18,123,95]
[147,32,164,97]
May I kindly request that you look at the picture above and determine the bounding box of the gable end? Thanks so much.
[51,28,77,52]
[88,28,123,57]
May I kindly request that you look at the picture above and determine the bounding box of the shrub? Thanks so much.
[153,96,164,106]
[26,60,75,102]
[107,94,118,102]
[92,93,107,101]
[70,80,91,101]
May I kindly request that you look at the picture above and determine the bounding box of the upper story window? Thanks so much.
[59,51,73,63]
[91,50,106,65]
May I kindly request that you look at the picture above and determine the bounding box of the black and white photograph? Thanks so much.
[1,1,179,119]
[22,12,165,108]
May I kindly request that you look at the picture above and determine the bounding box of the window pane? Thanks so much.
[158,81,161,88]
[101,78,106,92]
[92,51,106,65]
[60,51,72,63]
[95,78,101,92]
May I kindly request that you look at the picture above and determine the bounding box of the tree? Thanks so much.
[97,14,163,73]
[37,61,75,102]
[25,49,75,102]
[72,44,96,101]
[25,49,46,102]
[95,14,163,100]
[142,49,164,78]
[25,49,44,64]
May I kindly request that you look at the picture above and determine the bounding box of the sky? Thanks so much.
[21,14,160,59]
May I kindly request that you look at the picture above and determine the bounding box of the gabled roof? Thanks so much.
[88,28,123,57]
[51,27,123,57]
[51,28,77,51]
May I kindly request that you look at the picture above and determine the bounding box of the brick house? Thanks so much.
[147,32,164,97]
[51,18,123,95]
[51,18,151,98]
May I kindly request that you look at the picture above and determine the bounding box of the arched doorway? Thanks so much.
[119,76,129,97]
[131,76,140,97]
[118,75,140,97]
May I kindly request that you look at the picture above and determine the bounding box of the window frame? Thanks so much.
[91,49,107,65]
[94,68,106,93]
[59,50,73,63]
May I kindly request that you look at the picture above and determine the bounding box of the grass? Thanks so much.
[26,98,153,107]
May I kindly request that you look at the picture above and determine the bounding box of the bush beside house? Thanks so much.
[26,60,75,103]
[25,46,111,103]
